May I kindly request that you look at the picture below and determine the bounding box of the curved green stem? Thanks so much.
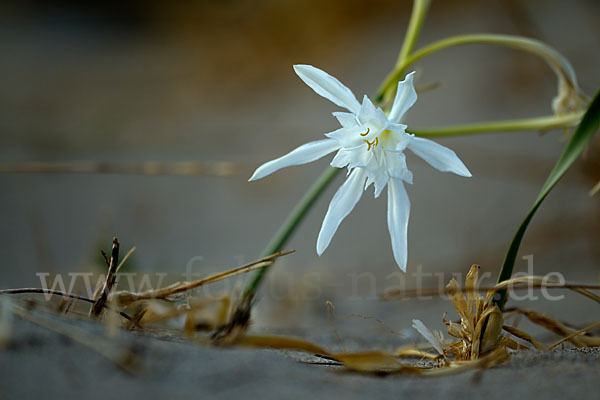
[378,33,582,103]
[409,113,583,137]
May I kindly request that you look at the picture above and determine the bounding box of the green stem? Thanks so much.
[409,113,583,137]
[396,0,431,67]
[242,166,341,299]
[378,33,581,103]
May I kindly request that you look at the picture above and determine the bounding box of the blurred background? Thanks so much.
[1,0,599,338]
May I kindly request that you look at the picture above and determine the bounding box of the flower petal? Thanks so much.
[365,168,388,198]
[317,168,367,255]
[249,139,340,181]
[332,112,359,128]
[294,65,361,114]
[331,147,372,170]
[386,152,413,184]
[357,95,388,133]
[387,178,410,271]
[325,125,370,148]
[388,71,417,123]
[407,137,472,177]
[412,319,445,355]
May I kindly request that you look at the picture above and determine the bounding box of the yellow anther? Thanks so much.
[359,128,370,137]
[363,137,378,151]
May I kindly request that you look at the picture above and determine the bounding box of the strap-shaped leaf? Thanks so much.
[495,89,600,309]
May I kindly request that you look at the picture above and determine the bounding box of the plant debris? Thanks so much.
[2,239,600,377]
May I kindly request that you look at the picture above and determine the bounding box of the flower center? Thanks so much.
[361,128,396,152]
[359,128,378,151]
[378,130,394,147]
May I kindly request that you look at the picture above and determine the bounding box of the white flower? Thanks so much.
[250,65,471,271]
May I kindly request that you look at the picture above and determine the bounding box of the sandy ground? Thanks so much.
[1,311,599,400]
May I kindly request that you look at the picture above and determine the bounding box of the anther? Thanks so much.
[360,128,370,137]
[363,137,378,151]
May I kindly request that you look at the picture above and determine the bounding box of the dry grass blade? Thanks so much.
[382,277,600,301]
[570,287,600,304]
[395,347,441,360]
[333,351,418,373]
[116,246,136,274]
[548,320,600,350]
[499,336,530,350]
[502,325,546,350]
[510,308,594,347]
[114,250,294,305]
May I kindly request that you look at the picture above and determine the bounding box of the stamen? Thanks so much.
[359,128,370,137]
[363,137,378,151]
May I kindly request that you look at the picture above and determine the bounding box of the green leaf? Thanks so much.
[495,89,600,310]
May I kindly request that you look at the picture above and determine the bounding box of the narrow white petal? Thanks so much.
[317,168,366,255]
[387,178,410,271]
[407,137,472,177]
[388,71,417,123]
[332,111,359,128]
[294,65,361,114]
[412,319,445,355]
[249,139,340,181]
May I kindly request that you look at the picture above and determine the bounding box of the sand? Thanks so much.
[1,312,599,400]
